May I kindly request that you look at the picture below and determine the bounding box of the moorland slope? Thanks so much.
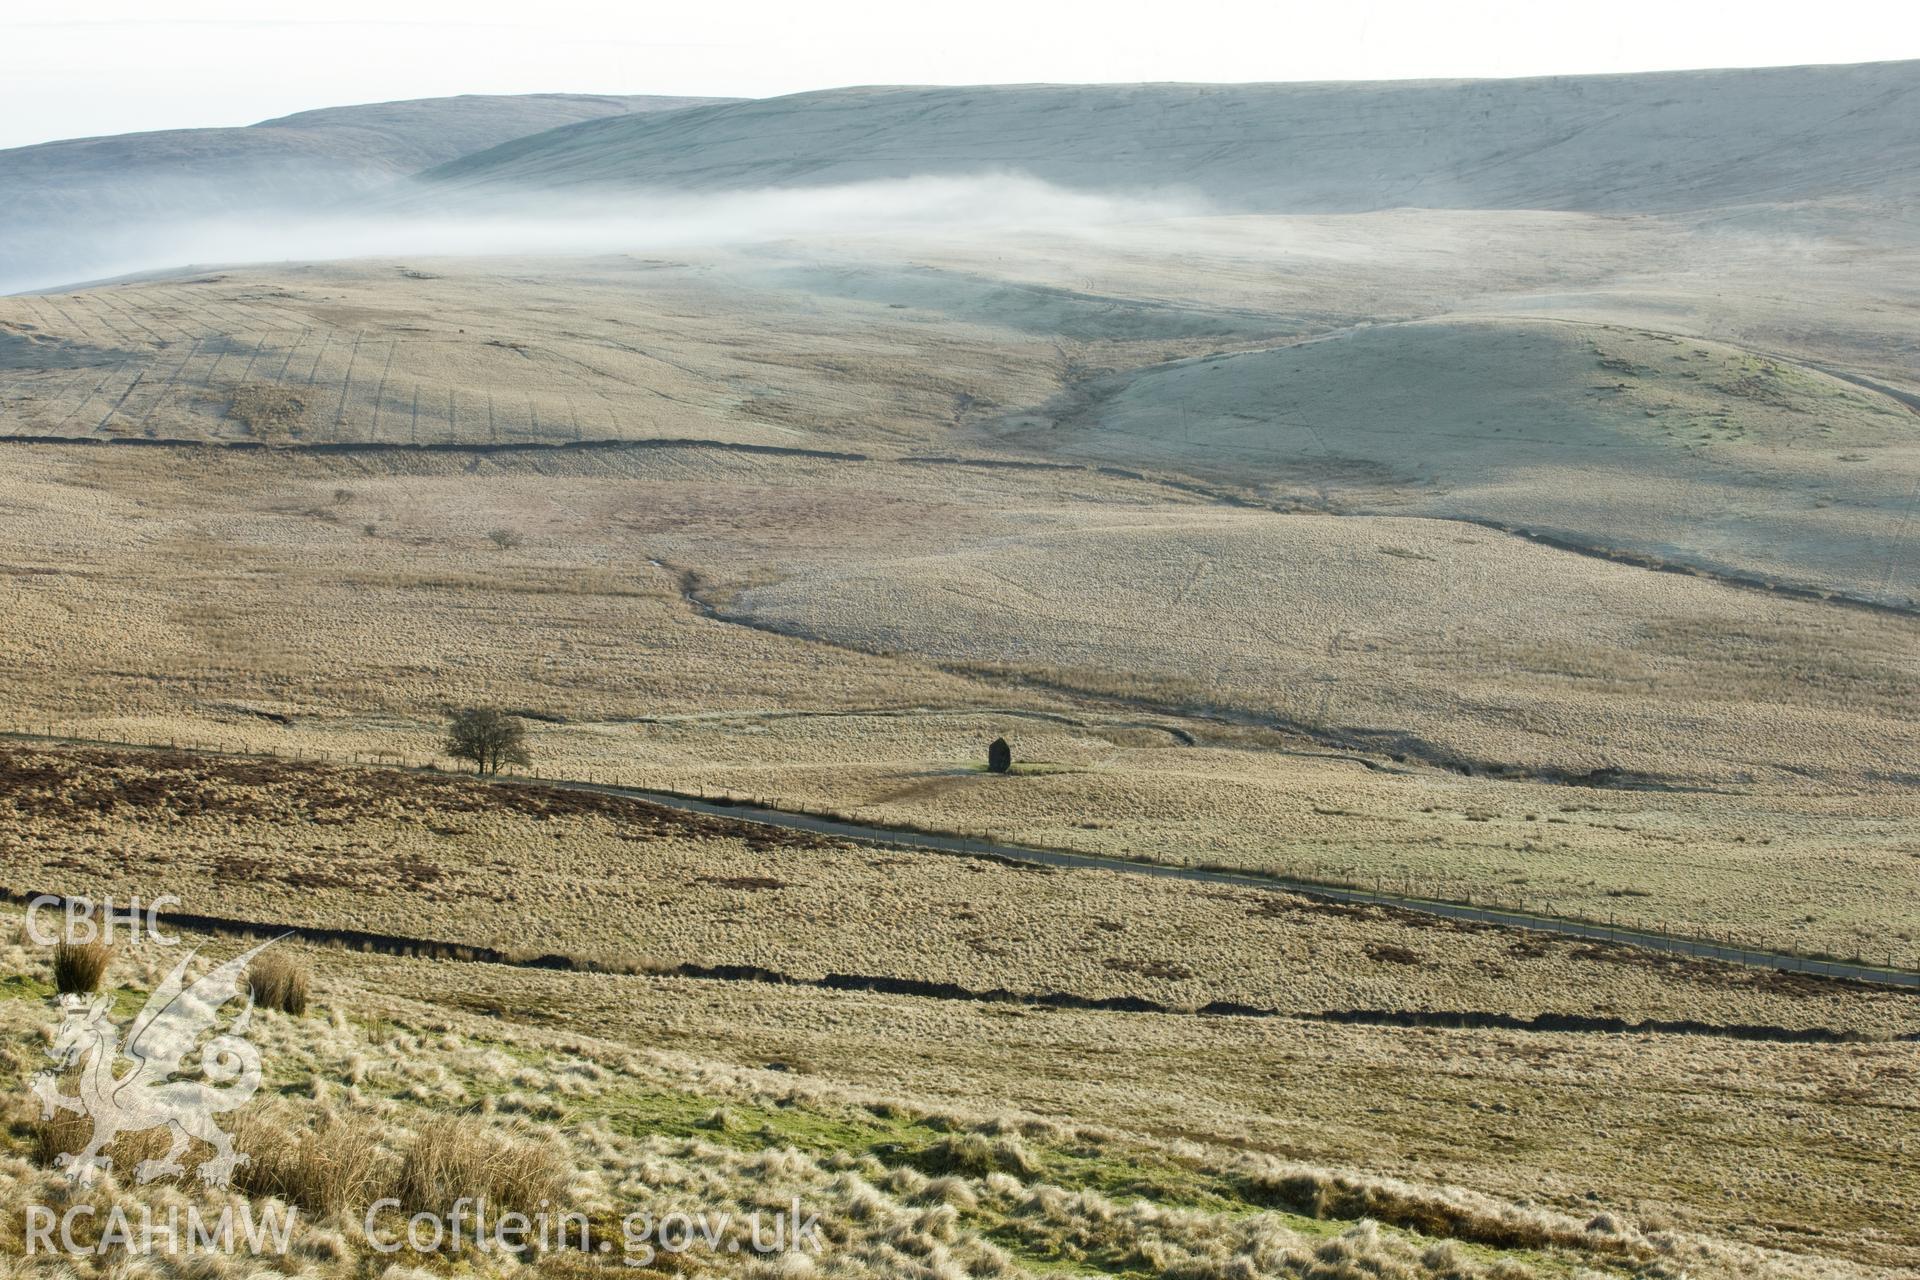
[421,62,1920,214]
[0,92,735,290]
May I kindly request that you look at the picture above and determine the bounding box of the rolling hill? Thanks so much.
[992,318,1920,605]
[419,62,1920,215]
[1,92,729,222]
[0,92,735,290]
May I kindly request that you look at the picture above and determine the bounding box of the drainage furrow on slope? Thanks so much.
[1,889,1906,1046]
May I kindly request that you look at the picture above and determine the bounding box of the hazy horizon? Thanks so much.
[5,0,1920,150]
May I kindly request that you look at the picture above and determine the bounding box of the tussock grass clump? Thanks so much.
[1238,1164,1637,1257]
[31,1108,170,1174]
[398,1116,566,1217]
[248,950,311,1014]
[234,1107,392,1215]
[28,1092,388,1213]
[913,1132,1036,1180]
[52,938,112,994]
[32,1106,94,1170]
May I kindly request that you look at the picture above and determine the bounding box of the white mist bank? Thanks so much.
[5,175,1206,295]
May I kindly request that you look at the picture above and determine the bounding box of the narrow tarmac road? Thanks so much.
[539,776,1920,991]
[5,730,1912,991]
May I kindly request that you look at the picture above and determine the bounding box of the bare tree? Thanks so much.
[445,707,531,775]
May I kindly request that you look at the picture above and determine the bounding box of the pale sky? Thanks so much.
[4,0,1917,150]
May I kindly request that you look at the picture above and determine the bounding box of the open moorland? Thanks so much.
[0,416,1912,959]
[12,915,1915,1280]
[2,60,1917,1280]
[6,744,1915,1034]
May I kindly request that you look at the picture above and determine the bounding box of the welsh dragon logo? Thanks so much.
[31,940,279,1188]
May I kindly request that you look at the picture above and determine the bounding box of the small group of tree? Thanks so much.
[445,707,530,775]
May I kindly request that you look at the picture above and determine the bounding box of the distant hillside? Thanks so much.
[420,62,1920,214]
[0,93,735,290]
[3,93,730,222]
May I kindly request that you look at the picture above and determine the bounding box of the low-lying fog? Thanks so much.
[3,176,1204,295]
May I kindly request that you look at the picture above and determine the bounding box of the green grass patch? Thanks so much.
[962,760,1083,776]
[0,973,54,1002]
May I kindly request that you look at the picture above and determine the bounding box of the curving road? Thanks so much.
[5,729,1912,991]
[537,776,1920,991]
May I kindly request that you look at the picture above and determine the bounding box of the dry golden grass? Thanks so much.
[0,255,1085,450]
[0,436,1911,958]
[681,734,1920,964]
[0,443,1051,724]
[335,949,1917,1274]
[248,950,311,1015]
[24,1102,389,1219]
[30,1104,96,1171]
[24,1108,194,1185]
[231,1105,391,1215]
[0,221,1915,1279]
[6,745,1911,1036]
[50,938,112,995]
[725,504,1918,787]
[1,914,1902,1279]
[396,1115,567,1217]
[916,1132,1038,1179]
[222,383,311,441]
